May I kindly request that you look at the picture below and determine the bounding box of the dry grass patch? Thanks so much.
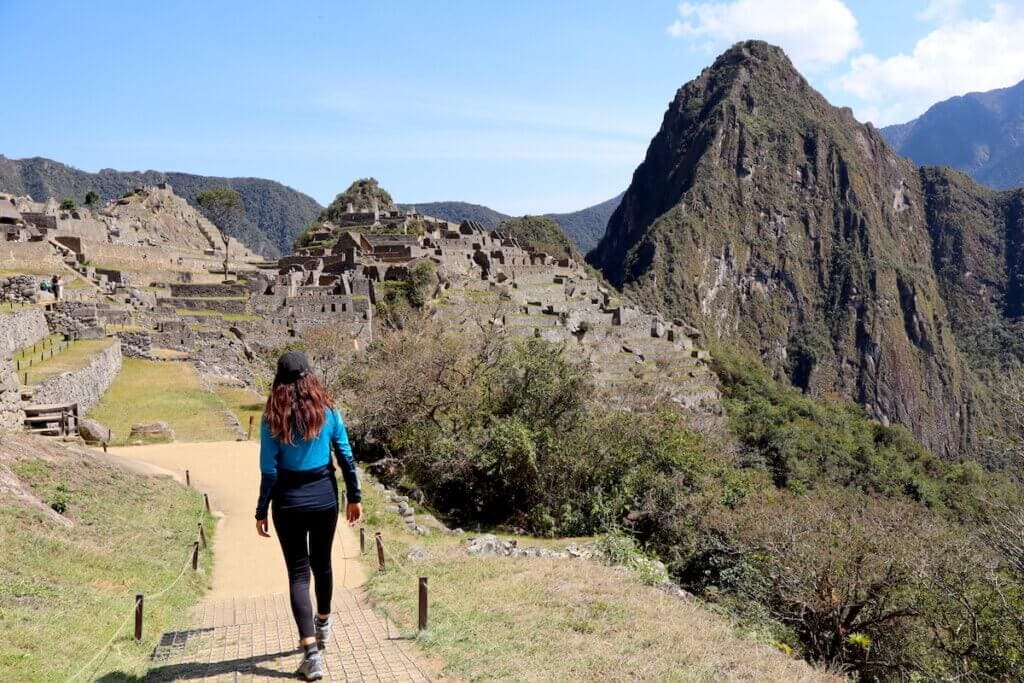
[359,484,837,682]
[0,435,214,681]
[88,358,236,444]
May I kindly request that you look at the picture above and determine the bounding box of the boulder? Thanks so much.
[79,419,113,445]
[129,421,175,442]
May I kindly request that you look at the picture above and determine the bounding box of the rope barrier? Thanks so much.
[64,497,209,682]
[64,597,142,683]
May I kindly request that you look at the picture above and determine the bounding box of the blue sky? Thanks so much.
[3,1,1023,214]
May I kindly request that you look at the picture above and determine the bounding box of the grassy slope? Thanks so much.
[0,435,214,681]
[88,359,236,444]
[212,384,264,435]
[19,337,114,385]
[358,481,835,682]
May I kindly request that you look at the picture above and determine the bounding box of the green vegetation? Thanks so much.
[88,359,237,444]
[0,436,214,681]
[196,187,244,281]
[360,475,832,681]
[495,215,575,260]
[84,190,100,206]
[58,197,76,211]
[212,384,264,433]
[374,260,436,328]
[333,317,1024,678]
[173,308,261,322]
[320,177,394,224]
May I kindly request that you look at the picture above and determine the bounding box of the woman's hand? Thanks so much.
[346,503,363,526]
[256,518,270,537]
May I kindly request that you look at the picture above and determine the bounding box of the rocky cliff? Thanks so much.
[588,41,1021,461]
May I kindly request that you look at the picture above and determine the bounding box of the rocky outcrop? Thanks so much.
[588,41,1009,460]
[129,421,175,442]
[32,339,122,412]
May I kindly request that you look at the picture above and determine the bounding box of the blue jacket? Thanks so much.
[255,408,361,519]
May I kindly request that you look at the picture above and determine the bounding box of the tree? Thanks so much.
[84,191,100,206]
[59,197,76,211]
[196,187,244,282]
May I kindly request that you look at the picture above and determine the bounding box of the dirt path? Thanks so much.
[112,441,366,598]
[110,441,430,682]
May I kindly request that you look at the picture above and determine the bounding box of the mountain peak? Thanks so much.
[587,42,1019,462]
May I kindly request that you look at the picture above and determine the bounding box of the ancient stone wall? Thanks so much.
[163,297,248,314]
[32,340,122,412]
[169,283,248,298]
[0,308,52,356]
[0,275,42,303]
[116,331,153,358]
[0,242,63,271]
[45,302,100,337]
[0,308,51,430]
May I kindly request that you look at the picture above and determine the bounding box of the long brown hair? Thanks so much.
[264,374,335,445]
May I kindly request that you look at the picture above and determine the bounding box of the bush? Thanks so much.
[341,324,1024,678]
[59,198,76,211]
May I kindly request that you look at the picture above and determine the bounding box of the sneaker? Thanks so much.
[295,651,324,681]
[315,616,332,650]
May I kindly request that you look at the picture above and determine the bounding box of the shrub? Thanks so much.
[59,198,76,211]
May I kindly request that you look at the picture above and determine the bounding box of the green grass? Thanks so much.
[87,358,237,444]
[18,338,115,386]
[359,480,832,682]
[0,436,214,681]
[174,309,261,322]
[0,266,56,277]
[0,301,41,315]
[212,385,264,436]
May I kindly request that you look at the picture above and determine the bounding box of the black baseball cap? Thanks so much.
[274,351,311,385]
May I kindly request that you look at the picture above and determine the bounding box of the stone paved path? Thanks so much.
[111,442,432,682]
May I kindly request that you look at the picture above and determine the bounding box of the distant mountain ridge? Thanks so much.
[0,155,322,256]
[401,194,623,253]
[880,79,1024,190]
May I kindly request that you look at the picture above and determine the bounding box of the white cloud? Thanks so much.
[666,0,861,72]
[916,0,963,23]
[837,3,1024,125]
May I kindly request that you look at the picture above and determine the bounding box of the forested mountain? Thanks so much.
[0,155,322,256]
[402,195,622,253]
[588,40,1024,464]
[881,79,1024,190]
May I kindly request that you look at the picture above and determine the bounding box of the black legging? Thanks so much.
[272,505,339,640]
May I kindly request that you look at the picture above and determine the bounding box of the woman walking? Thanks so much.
[256,351,362,681]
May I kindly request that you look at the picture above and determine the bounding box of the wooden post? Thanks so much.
[247,415,254,440]
[359,527,365,554]
[134,594,144,641]
[185,469,191,487]
[102,442,108,453]
[418,577,429,631]
[375,532,385,572]
[198,522,207,548]
[203,493,211,513]
[191,541,200,570]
